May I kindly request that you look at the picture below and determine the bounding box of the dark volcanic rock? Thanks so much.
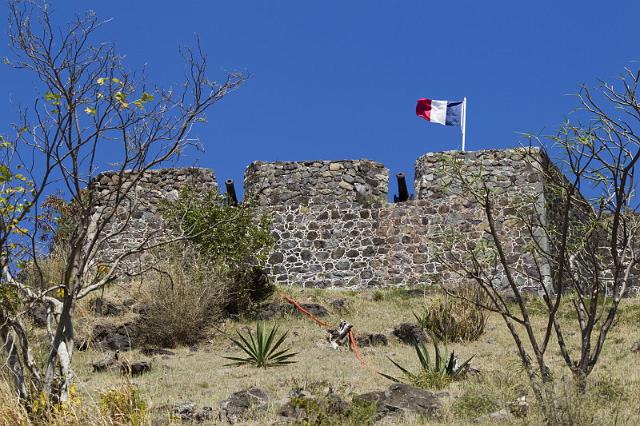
[295,303,329,318]
[255,302,329,320]
[219,387,269,423]
[172,401,213,422]
[120,360,151,376]
[92,322,140,351]
[329,298,348,312]
[279,392,350,422]
[355,333,388,347]
[254,302,294,320]
[92,351,119,372]
[28,302,48,327]
[93,297,124,316]
[173,401,195,421]
[354,383,442,419]
[392,323,427,345]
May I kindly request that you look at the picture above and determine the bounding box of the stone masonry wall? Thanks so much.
[244,160,389,206]
[91,148,637,293]
[89,168,217,264]
[259,148,551,289]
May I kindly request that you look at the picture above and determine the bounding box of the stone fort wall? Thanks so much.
[89,168,217,264]
[251,148,550,290]
[92,147,608,291]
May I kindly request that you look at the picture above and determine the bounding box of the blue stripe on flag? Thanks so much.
[445,101,463,126]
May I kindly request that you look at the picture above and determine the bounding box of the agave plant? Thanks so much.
[224,322,297,368]
[413,286,487,343]
[380,334,474,389]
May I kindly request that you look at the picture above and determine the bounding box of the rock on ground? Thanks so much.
[218,387,269,424]
[279,392,351,423]
[255,302,329,320]
[120,360,152,376]
[173,401,212,422]
[92,322,139,351]
[355,383,442,419]
[355,333,388,347]
[392,323,427,345]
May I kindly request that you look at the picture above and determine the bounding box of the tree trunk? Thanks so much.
[1,325,29,401]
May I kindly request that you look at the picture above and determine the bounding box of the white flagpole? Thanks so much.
[461,97,467,152]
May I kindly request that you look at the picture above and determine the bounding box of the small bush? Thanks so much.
[372,290,384,302]
[139,246,232,347]
[99,382,148,426]
[451,371,522,419]
[415,285,487,342]
[451,391,500,419]
[0,379,30,425]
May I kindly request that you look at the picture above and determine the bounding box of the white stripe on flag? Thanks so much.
[430,100,447,125]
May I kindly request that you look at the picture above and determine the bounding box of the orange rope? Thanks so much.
[282,294,378,373]
[348,330,366,367]
[282,295,330,327]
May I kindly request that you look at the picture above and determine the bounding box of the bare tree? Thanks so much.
[0,0,246,405]
[438,68,640,423]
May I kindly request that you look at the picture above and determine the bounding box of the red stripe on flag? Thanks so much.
[416,98,432,121]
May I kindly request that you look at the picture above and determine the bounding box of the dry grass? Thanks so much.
[65,287,640,425]
[3,286,640,424]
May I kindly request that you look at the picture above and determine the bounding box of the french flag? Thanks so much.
[416,98,464,126]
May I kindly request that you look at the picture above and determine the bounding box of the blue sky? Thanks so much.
[1,1,638,198]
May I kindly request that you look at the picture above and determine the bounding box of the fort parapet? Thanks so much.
[251,148,550,290]
[91,148,634,292]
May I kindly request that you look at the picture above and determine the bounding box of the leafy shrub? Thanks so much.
[162,186,273,267]
[224,322,297,368]
[99,382,147,426]
[380,336,474,390]
[138,245,232,347]
[161,186,275,316]
[414,285,487,342]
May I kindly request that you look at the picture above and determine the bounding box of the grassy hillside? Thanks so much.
[66,286,640,425]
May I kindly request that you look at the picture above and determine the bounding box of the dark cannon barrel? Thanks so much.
[225,179,238,206]
[395,172,409,203]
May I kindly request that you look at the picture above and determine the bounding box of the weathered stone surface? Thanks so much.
[92,351,119,372]
[392,323,427,345]
[90,168,217,269]
[92,322,139,351]
[245,159,388,206]
[93,297,124,316]
[355,333,388,347]
[28,302,48,327]
[355,383,442,419]
[279,391,350,422]
[219,388,269,424]
[329,298,348,312]
[120,360,151,376]
[254,302,293,320]
[89,149,637,292]
[293,303,329,318]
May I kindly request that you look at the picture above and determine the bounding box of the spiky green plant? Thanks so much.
[224,322,297,368]
[413,286,487,343]
[380,335,474,390]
